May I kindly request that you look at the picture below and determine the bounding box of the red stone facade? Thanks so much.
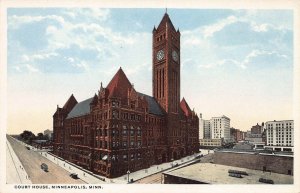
[53,13,199,178]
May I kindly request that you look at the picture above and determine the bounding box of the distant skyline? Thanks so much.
[7,8,293,135]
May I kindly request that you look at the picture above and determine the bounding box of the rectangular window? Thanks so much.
[131,114,135,120]
[137,141,141,147]
[130,141,134,147]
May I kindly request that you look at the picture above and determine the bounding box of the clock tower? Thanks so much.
[152,12,180,114]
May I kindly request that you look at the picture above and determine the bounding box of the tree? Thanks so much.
[19,130,36,144]
[37,133,44,140]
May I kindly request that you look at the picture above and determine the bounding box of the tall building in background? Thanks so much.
[199,115,231,147]
[203,120,211,139]
[198,114,211,140]
[265,120,294,152]
[53,12,200,178]
[211,116,230,142]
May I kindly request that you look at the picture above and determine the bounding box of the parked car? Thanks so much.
[41,163,48,172]
[70,173,79,179]
[26,147,30,150]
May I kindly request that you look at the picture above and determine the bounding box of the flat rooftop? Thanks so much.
[164,163,293,184]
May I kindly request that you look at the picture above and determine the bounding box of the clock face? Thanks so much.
[172,50,178,62]
[156,50,164,61]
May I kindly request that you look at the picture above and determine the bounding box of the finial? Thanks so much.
[166,8,167,14]
[100,82,103,89]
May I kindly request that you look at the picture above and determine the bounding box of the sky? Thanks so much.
[6,8,293,135]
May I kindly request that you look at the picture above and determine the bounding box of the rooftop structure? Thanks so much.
[163,163,293,184]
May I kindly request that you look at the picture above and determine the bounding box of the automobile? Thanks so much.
[70,173,79,179]
[172,162,179,167]
[41,163,48,172]
[26,147,30,150]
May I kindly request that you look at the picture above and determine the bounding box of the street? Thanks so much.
[7,136,85,184]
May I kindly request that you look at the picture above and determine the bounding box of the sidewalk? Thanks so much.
[11,137,202,184]
[40,151,125,184]
[115,153,201,183]
[6,137,32,184]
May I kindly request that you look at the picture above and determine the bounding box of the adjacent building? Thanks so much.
[265,120,294,152]
[245,123,265,149]
[53,13,200,178]
[44,129,53,140]
[199,115,211,140]
[211,116,231,142]
[199,138,222,147]
[199,115,231,147]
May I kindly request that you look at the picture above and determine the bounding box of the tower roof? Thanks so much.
[106,67,132,98]
[62,94,78,111]
[157,13,176,31]
[180,97,192,117]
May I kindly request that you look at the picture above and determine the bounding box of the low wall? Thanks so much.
[214,151,293,175]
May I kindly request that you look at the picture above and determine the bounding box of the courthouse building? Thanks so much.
[53,13,200,178]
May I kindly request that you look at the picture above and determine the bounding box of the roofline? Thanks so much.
[265,120,294,123]
[66,113,90,120]
[211,115,230,120]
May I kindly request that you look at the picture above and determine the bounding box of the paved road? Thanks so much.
[7,136,85,184]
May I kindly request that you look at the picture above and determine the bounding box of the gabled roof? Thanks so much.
[63,94,78,111]
[157,13,176,31]
[180,97,192,117]
[106,68,132,98]
[138,92,165,116]
[66,97,93,119]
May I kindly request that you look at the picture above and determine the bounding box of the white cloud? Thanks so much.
[250,22,270,32]
[62,8,110,22]
[21,54,30,62]
[71,61,89,71]
[197,49,289,70]
[13,66,21,72]
[25,64,39,73]
[203,15,238,38]
[8,15,65,29]
[67,57,75,63]
[21,53,59,63]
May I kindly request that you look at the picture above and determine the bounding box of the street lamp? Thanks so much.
[127,170,130,183]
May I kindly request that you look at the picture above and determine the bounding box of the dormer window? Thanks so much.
[112,110,119,119]
[112,101,119,107]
